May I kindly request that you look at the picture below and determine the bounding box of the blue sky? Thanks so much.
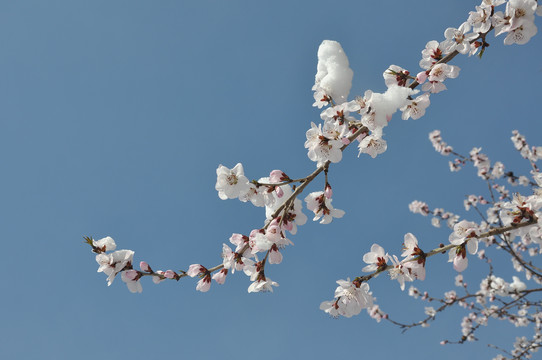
[1,1,541,359]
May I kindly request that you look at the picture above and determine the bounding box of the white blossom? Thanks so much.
[468,6,492,34]
[305,122,344,166]
[503,21,538,45]
[409,200,430,216]
[358,131,387,159]
[383,64,410,87]
[92,236,116,252]
[96,249,135,286]
[362,244,388,273]
[304,191,345,224]
[248,276,278,293]
[400,93,430,120]
[329,279,374,318]
[425,307,436,317]
[441,22,478,54]
[419,40,444,70]
[215,163,250,200]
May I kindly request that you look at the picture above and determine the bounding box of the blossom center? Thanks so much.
[226,174,238,185]
[454,33,465,44]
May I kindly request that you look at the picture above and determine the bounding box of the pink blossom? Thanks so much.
[449,244,469,272]
[229,233,249,253]
[265,222,282,242]
[212,269,228,285]
[140,261,152,273]
[269,170,289,183]
[196,274,212,292]
[268,244,283,264]
[152,270,167,284]
[121,270,142,293]
[187,264,207,277]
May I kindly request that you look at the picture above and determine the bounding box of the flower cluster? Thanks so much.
[320,278,374,318]
[306,0,541,167]
[331,130,541,359]
[88,236,139,292]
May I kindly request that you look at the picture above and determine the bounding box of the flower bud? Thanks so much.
[124,269,139,281]
[140,261,152,273]
[416,71,428,84]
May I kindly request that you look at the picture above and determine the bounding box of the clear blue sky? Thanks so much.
[1,1,540,359]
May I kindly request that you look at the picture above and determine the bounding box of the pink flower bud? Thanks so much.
[268,218,280,228]
[164,270,176,279]
[341,137,351,145]
[124,269,139,281]
[324,184,333,199]
[275,186,284,198]
[269,170,288,183]
[140,261,152,272]
[282,221,293,232]
[212,268,228,285]
[416,71,428,84]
